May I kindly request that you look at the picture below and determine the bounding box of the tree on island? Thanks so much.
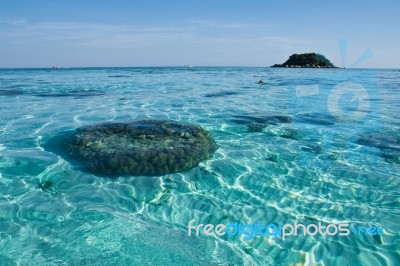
[271,53,337,68]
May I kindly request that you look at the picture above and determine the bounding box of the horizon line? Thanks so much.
[0,66,397,70]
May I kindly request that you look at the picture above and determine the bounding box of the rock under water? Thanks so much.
[204,91,240,98]
[357,133,400,151]
[357,133,400,164]
[232,114,292,124]
[295,113,336,126]
[231,114,292,132]
[45,120,218,176]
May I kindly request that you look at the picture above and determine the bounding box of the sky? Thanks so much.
[0,0,399,68]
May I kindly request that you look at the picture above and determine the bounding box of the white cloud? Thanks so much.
[0,18,313,66]
[0,19,310,48]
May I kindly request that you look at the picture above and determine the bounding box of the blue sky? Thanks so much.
[0,0,398,68]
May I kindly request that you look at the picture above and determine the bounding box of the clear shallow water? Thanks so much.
[0,67,399,265]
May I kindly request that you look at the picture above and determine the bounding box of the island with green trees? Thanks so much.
[271,53,337,68]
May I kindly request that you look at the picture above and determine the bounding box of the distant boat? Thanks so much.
[184,65,193,68]
[51,66,65,69]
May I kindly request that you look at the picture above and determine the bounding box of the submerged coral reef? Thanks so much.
[49,120,218,176]
[231,114,292,132]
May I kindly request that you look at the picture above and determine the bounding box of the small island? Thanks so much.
[271,53,337,68]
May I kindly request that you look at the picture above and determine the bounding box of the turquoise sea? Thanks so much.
[0,67,399,265]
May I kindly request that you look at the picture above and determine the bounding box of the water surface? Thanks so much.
[0,67,399,265]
